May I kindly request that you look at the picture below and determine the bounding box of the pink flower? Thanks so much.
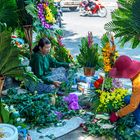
[57,36,64,47]
[88,32,93,48]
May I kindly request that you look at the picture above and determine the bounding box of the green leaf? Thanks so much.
[1,104,10,123]
[105,0,140,48]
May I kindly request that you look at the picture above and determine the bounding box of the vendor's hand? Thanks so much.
[110,112,119,123]
[53,81,62,88]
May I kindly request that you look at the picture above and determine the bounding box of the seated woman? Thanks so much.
[26,37,70,94]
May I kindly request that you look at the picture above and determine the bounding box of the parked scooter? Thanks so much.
[79,0,107,17]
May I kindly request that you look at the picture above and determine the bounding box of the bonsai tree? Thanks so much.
[105,0,140,48]
[76,32,101,76]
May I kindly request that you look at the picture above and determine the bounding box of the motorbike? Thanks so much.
[54,2,63,28]
[79,0,107,17]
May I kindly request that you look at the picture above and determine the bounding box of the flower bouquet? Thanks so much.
[101,33,119,73]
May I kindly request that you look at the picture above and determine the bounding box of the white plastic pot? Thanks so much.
[0,124,18,140]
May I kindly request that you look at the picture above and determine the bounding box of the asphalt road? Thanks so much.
[62,9,140,60]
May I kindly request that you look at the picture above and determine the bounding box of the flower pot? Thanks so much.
[84,67,95,76]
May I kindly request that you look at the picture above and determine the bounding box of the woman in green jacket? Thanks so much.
[26,38,70,93]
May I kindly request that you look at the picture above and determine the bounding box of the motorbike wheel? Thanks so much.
[98,7,107,17]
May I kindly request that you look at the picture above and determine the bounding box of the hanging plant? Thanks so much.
[37,2,56,29]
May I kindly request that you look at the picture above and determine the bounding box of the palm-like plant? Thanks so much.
[77,36,99,69]
[105,0,140,48]
[0,24,39,122]
[0,27,26,80]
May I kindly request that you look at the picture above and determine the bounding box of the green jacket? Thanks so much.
[30,52,69,84]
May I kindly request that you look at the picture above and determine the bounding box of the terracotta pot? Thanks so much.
[84,67,95,76]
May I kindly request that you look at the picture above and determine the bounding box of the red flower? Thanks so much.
[11,35,17,38]
[94,76,104,89]
[80,123,88,132]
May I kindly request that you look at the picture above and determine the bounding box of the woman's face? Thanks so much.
[40,44,51,55]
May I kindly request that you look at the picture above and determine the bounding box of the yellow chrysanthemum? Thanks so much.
[44,5,56,24]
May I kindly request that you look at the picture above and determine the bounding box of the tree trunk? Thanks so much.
[23,25,33,59]
[0,76,5,123]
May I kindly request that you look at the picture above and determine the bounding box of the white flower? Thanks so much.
[25,66,32,72]
[99,72,105,78]
[4,105,9,111]
[21,118,26,122]
[16,118,21,122]
[10,105,14,110]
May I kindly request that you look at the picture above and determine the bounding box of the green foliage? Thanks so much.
[77,37,100,68]
[0,103,25,126]
[101,33,110,47]
[0,24,39,82]
[54,47,74,63]
[16,0,33,26]
[0,0,18,29]
[1,104,10,123]
[2,88,78,128]
[103,77,113,91]
[0,26,24,78]
[34,31,74,63]
[105,0,140,48]
[25,0,43,32]
[85,114,139,140]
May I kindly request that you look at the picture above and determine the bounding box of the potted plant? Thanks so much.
[77,32,100,76]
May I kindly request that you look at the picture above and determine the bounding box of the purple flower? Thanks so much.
[68,101,79,110]
[64,94,79,110]
[68,94,78,103]
[54,111,63,120]
[112,78,123,88]
[37,3,51,29]
[63,96,69,102]
[64,94,78,103]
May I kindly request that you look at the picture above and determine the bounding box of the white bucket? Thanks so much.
[0,124,18,140]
